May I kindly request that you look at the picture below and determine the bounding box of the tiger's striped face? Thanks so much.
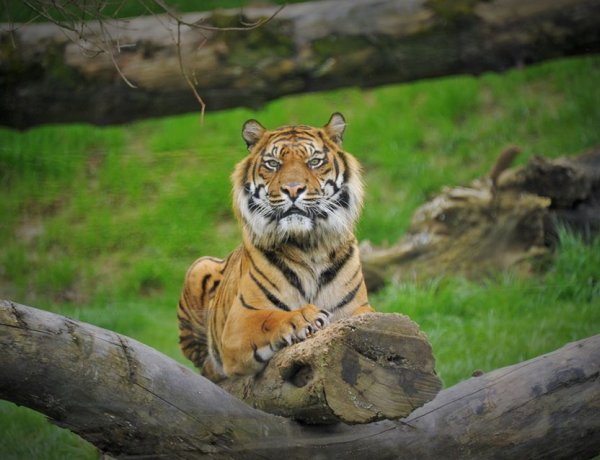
[233,113,364,250]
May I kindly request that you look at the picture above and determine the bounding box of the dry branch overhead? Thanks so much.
[1,299,600,459]
[2,0,600,128]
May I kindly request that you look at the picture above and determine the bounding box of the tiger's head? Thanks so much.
[232,113,364,251]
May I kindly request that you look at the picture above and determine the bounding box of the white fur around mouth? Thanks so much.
[278,215,313,232]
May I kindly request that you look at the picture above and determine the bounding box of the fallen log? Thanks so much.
[1,299,599,459]
[2,0,600,128]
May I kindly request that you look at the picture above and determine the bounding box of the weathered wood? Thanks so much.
[219,312,441,424]
[2,0,600,128]
[1,299,600,459]
[361,147,600,289]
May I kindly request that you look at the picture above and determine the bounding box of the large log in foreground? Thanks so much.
[1,299,600,459]
[2,0,600,128]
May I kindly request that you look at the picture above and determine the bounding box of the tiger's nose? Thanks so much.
[281,182,306,200]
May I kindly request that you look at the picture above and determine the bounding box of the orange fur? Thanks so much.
[178,113,375,380]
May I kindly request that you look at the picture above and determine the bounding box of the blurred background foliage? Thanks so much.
[0,31,599,459]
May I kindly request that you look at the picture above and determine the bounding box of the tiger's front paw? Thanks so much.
[253,305,330,363]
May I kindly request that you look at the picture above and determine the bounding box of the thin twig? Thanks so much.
[0,0,17,48]
[98,18,137,88]
[176,21,206,124]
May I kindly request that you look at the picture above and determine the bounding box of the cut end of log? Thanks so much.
[220,313,442,425]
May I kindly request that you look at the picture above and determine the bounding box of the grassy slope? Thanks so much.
[1,56,599,458]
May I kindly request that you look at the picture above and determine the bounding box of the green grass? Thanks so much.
[374,228,600,387]
[1,55,599,458]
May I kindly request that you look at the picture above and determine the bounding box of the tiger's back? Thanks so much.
[177,256,225,370]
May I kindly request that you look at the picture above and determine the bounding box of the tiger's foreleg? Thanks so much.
[220,303,330,377]
[177,256,225,370]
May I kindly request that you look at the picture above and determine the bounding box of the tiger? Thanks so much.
[177,113,374,381]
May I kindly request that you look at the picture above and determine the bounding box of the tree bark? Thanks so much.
[1,299,599,459]
[2,0,600,128]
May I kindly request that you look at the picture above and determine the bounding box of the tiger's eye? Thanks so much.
[265,160,280,169]
[308,158,323,168]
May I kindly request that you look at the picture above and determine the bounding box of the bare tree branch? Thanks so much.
[176,21,205,123]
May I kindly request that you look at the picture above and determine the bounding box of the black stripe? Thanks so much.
[331,279,362,311]
[239,294,259,310]
[333,157,340,180]
[248,253,280,292]
[324,178,340,193]
[208,279,220,296]
[250,272,291,311]
[218,254,233,274]
[260,249,306,298]
[338,151,350,183]
[248,196,260,213]
[177,305,192,328]
[348,266,362,284]
[252,183,264,199]
[332,188,350,209]
[200,274,211,306]
[319,245,354,288]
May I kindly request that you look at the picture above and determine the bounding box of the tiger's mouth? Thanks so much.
[275,205,314,234]
[280,206,308,219]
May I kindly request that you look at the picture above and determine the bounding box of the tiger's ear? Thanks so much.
[242,119,266,150]
[324,112,346,145]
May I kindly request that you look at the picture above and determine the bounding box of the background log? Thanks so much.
[1,299,599,459]
[2,0,600,128]
[361,147,600,290]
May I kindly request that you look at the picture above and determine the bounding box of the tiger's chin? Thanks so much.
[277,215,314,234]
[241,204,358,251]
